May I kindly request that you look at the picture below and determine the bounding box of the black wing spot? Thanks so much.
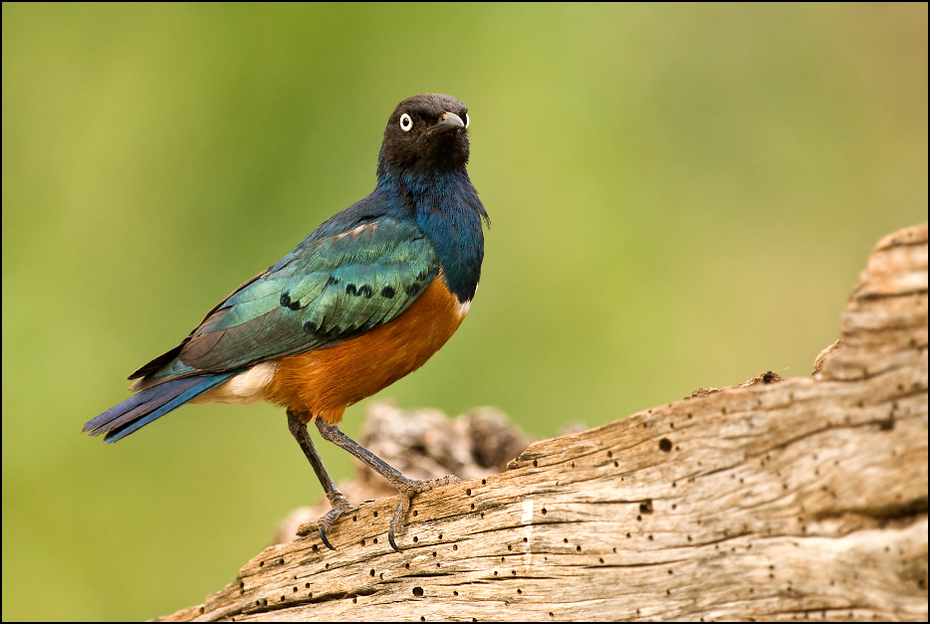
[381,286,395,298]
[304,321,317,333]
[405,282,421,297]
[281,293,301,311]
[347,284,373,298]
[327,276,339,286]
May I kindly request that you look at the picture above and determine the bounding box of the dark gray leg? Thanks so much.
[315,419,459,552]
[286,409,353,550]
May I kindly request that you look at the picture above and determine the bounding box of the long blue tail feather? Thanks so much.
[84,372,236,443]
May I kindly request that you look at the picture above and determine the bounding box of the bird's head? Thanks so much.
[377,93,470,178]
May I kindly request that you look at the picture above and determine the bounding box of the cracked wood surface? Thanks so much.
[160,224,928,622]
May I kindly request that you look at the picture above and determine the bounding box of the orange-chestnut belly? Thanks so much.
[263,277,470,424]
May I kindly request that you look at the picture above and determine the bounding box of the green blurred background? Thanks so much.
[3,3,926,620]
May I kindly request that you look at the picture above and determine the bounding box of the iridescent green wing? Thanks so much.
[138,216,439,383]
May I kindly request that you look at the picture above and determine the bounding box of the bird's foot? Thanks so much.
[388,475,461,552]
[318,493,356,550]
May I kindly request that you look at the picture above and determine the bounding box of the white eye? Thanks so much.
[399,113,413,132]
[464,113,470,129]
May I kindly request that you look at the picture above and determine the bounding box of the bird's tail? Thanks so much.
[83,372,236,443]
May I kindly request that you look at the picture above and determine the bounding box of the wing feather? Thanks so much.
[137,216,440,384]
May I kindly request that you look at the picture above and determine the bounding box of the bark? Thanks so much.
[159,223,928,622]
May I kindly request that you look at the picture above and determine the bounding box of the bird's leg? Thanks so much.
[314,420,460,552]
[286,409,354,550]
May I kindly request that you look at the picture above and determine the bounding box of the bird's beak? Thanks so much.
[431,111,465,134]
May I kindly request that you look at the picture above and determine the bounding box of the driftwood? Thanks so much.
[160,223,928,622]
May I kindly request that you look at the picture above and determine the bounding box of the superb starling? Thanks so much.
[84,93,489,551]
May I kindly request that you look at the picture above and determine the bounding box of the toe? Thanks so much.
[317,500,357,550]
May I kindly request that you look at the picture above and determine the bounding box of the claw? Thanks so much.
[387,475,461,551]
[387,497,407,552]
[319,525,336,550]
[317,494,355,550]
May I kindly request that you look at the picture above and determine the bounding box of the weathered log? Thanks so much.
[159,223,928,622]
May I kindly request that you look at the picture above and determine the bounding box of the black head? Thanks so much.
[377,93,470,177]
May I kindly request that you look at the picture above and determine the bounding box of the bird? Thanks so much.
[83,93,489,551]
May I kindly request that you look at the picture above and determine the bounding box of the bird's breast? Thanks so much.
[265,276,471,424]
